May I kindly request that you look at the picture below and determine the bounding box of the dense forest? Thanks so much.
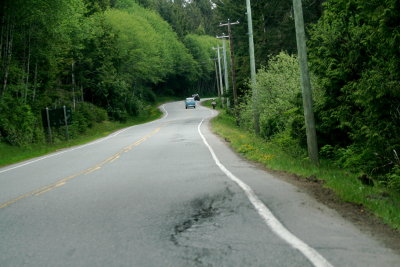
[0,0,220,146]
[232,0,400,190]
[1,0,400,190]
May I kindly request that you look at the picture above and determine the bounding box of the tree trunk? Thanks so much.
[71,62,76,110]
[0,12,5,63]
[32,62,38,102]
[24,28,31,103]
[2,19,14,97]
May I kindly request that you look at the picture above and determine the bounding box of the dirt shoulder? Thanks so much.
[204,102,400,253]
[257,162,400,254]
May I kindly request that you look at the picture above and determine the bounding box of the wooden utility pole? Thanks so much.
[246,0,260,135]
[293,0,319,165]
[217,34,230,108]
[219,19,239,107]
[71,62,76,110]
[214,60,221,99]
[212,46,224,103]
[246,0,256,86]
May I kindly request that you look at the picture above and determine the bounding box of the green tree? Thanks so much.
[308,0,400,176]
[184,34,221,95]
[213,0,324,97]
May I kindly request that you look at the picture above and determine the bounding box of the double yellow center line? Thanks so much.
[0,126,162,209]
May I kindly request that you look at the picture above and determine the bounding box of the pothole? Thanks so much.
[167,187,238,266]
[171,200,218,245]
[170,187,235,247]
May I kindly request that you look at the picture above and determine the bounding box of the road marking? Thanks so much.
[84,166,101,175]
[0,127,163,209]
[110,155,120,163]
[161,104,168,119]
[0,105,168,175]
[35,181,66,196]
[197,119,333,267]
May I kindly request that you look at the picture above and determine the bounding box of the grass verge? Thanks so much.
[0,97,178,167]
[203,99,400,230]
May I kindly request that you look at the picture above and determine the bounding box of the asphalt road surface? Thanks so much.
[1,101,400,267]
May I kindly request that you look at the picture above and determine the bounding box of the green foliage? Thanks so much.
[240,53,319,148]
[183,34,220,91]
[78,3,200,111]
[237,52,325,158]
[319,144,335,159]
[0,0,242,148]
[144,0,217,38]
[308,0,400,183]
[211,108,400,230]
[83,0,110,15]
[213,0,324,96]
[387,166,400,191]
[139,87,156,103]
[76,102,108,126]
[52,102,109,139]
[0,97,38,146]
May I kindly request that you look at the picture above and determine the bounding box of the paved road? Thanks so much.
[1,101,399,266]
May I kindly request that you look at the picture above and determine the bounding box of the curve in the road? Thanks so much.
[198,118,333,267]
[0,126,164,209]
[0,105,169,175]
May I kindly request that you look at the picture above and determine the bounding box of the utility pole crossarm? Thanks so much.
[219,20,240,27]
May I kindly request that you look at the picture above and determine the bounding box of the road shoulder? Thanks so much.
[202,107,400,255]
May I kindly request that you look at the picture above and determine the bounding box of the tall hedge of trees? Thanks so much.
[213,0,324,93]
[229,0,400,189]
[184,34,221,95]
[3,0,399,190]
[136,0,218,38]
[308,0,400,187]
[0,0,219,146]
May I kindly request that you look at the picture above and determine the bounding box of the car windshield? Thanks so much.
[186,98,194,101]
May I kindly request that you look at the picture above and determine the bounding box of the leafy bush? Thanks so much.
[238,52,328,158]
[241,52,321,150]
[70,109,89,135]
[387,166,400,192]
[108,108,129,122]
[0,97,36,146]
[247,53,300,138]
[67,102,108,137]
[271,130,307,158]
[125,97,143,117]
[319,144,335,159]
[76,102,108,127]
[140,87,156,103]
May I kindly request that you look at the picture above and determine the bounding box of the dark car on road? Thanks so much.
[192,94,200,101]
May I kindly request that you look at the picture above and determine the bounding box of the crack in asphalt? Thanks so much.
[169,187,236,265]
[171,203,218,246]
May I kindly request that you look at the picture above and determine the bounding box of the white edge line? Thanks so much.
[0,104,169,174]
[161,104,168,119]
[197,118,333,267]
